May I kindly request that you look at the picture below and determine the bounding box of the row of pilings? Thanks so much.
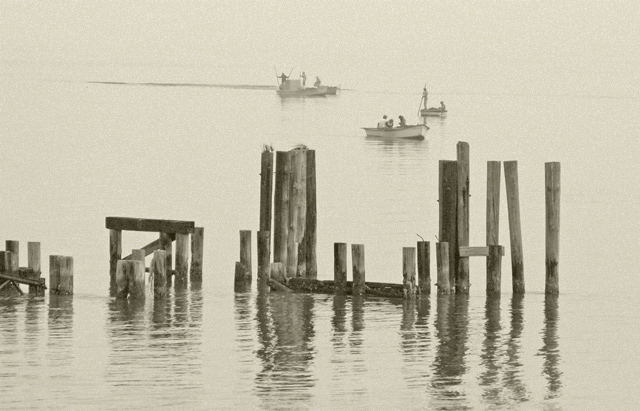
[236,142,561,297]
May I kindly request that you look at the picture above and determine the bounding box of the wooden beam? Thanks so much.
[0,272,47,288]
[122,235,175,260]
[105,217,194,234]
[459,246,505,257]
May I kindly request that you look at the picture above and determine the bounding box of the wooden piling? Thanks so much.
[159,232,173,286]
[334,243,347,295]
[190,227,204,282]
[288,148,307,277]
[240,230,252,284]
[151,250,167,298]
[6,241,19,265]
[27,242,41,294]
[486,161,501,246]
[273,151,291,266]
[504,161,525,293]
[456,141,470,293]
[436,242,450,294]
[257,231,271,292]
[58,256,73,295]
[129,260,145,300]
[260,150,274,233]
[49,255,61,294]
[109,230,122,288]
[132,249,145,268]
[403,247,417,299]
[270,262,285,284]
[486,245,503,295]
[417,241,430,295]
[175,233,189,286]
[545,162,561,294]
[352,244,365,296]
[0,251,19,296]
[304,149,317,279]
[234,261,250,292]
[439,160,458,290]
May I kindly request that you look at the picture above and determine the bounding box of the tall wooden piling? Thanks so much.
[304,149,317,279]
[486,245,503,295]
[273,151,291,266]
[504,161,525,293]
[457,142,470,293]
[234,261,250,292]
[6,241,19,265]
[190,227,204,282]
[175,233,189,286]
[59,256,73,295]
[287,148,307,277]
[436,242,450,294]
[403,247,417,299]
[439,160,458,290]
[257,231,271,292]
[487,161,501,245]
[417,241,430,295]
[334,243,347,295]
[0,251,19,296]
[240,230,252,284]
[151,250,167,298]
[49,255,61,294]
[260,150,274,232]
[545,162,561,294]
[27,242,41,294]
[352,244,365,296]
[109,229,122,289]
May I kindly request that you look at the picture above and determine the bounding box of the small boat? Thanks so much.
[326,86,339,95]
[420,107,447,117]
[362,124,429,140]
[277,79,328,97]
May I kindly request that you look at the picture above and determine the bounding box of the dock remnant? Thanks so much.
[436,242,450,294]
[0,241,47,296]
[456,142,470,293]
[504,161,525,293]
[352,244,365,296]
[545,162,561,294]
[334,243,347,295]
[417,241,430,295]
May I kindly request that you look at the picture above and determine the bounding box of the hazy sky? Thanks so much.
[1,1,638,95]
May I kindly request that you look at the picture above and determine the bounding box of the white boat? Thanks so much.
[362,124,429,140]
[277,79,328,97]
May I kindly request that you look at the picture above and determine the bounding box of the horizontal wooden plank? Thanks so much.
[286,278,404,298]
[0,272,46,288]
[106,217,194,234]
[459,246,505,257]
[122,235,176,260]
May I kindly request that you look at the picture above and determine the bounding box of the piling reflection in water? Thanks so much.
[540,294,561,399]
[505,294,529,403]
[430,294,470,410]
[479,295,502,404]
[250,292,316,407]
[399,297,431,390]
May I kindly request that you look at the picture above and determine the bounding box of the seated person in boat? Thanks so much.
[378,115,389,128]
[440,101,446,110]
[385,118,394,128]
[314,76,321,87]
[398,115,407,127]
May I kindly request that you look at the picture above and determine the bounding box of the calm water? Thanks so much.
[1,73,639,410]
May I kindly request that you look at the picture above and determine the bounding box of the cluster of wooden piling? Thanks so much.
[237,142,561,298]
[107,217,204,300]
[235,146,318,292]
[0,240,49,296]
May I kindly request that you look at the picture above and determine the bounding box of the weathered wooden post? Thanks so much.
[260,149,274,233]
[436,242,450,294]
[270,262,285,284]
[487,245,503,295]
[403,247,417,299]
[545,162,561,294]
[417,241,430,295]
[273,151,291,267]
[457,142,470,293]
[175,233,189,286]
[287,148,307,277]
[487,161,501,245]
[257,231,271,292]
[132,249,145,268]
[27,242,42,294]
[151,250,167,298]
[128,260,145,300]
[352,244,365,296]
[504,161,525,293]
[109,230,122,289]
[240,230,252,284]
[439,160,458,290]
[159,232,173,286]
[304,149,317,279]
[234,261,250,292]
[58,256,73,295]
[334,243,347,294]
[6,241,19,265]
[190,227,204,282]
[49,255,62,294]
[0,251,19,296]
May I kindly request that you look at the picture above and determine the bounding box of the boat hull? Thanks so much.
[277,86,329,97]
[420,108,447,117]
[362,125,428,140]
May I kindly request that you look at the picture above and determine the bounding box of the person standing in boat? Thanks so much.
[279,72,289,88]
[420,87,428,110]
[301,72,307,86]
